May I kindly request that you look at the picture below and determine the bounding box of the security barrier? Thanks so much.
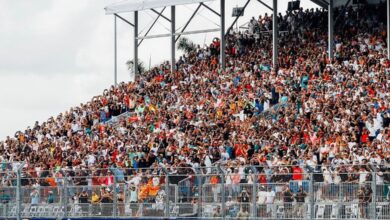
[0,165,389,219]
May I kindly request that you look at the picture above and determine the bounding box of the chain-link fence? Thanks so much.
[0,164,389,219]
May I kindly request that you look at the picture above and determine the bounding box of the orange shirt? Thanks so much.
[46,177,57,187]
[210,176,219,184]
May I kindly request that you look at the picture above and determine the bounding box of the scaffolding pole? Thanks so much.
[138,7,166,46]
[134,11,139,79]
[328,0,334,60]
[388,0,390,59]
[114,16,117,86]
[220,0,226,69]
[272,0,278,68]
[175,4,202,42]
[171,6,176,72]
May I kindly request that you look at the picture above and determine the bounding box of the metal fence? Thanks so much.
[0,164,389,219]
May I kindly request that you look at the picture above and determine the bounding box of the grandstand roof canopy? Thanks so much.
[105,0,215,14]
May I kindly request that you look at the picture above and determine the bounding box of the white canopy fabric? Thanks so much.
[105,0,215,14]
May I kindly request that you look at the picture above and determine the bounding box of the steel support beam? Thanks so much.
[114,16,117,86]
[334,0,351,26]
[138,7,166,47]
[328,0,334,60]
[176,28,220,35]
[388,0,390,59]
[200,2,221,17]
[272,0,278,68]
[310,0,329,8]
[257,0,273,11]
[175,3,202,42]
[134,11,139,78]
[226,0,251,35]
[171,6,176,72]
[114,13,134,27]
[137,28,220,40]
[151,8,171,22]
[220,0,226,69]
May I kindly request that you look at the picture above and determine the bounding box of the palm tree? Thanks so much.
[177,37,196,53]
[126,59,146,74]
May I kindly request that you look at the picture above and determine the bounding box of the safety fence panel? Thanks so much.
[0,185,18,218]
[1,166,390,219]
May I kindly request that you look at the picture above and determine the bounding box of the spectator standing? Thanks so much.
[294,186,307,218]
[30,189,39,205]
[282,185,294,218]
[79,190,89,214]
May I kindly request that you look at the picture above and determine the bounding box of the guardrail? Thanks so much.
[0,166,389,219]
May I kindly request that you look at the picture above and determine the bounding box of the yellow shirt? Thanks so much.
[91,195,100,203]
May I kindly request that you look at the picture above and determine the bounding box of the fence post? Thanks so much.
[216,165,225,220]
[251,166,258,219]
[16,167,21,220]
[195,168,202,217]
[113,172,117,218]
[309,172,314,220]
[162,168,170,218]
[63,172,68,219]
[372,169,377,220]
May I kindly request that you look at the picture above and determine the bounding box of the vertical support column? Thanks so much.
[164,169,170,218]
[328,0,334,61]
[134,11,139,80]
[197,169,202,217]
[113,172,117,218]
[272,0,278,68]
[217,166,225,220]
[220,0,226,69]
[251,167,258,219]
[63,175,68,219]
[171,6,176,73]
[114,15,117,86]
[16,169,21,220]
[372,169,377,220]
[309,172,314,220]
[387,0,390,59]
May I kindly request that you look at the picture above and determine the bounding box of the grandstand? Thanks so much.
[0,0,390,219]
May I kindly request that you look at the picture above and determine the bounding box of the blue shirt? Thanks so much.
[31,192,39,204]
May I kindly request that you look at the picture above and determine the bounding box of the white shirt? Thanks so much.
[265,191,275,204]
[226,175,232,184]
[152,177,160,186]
[257,191,267,204]
[128,176,141,186]
[129,190,138,202]
[359,171,368,184]
[238,167,245,180]
[323,170,333,184]
[221,152,230,160]
[376,173,384,184]
[87,155,96,165]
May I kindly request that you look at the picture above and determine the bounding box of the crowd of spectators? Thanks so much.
[0,3,389,214]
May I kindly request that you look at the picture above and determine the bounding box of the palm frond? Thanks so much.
[177,37,196,53]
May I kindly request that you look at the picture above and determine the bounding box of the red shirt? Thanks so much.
[361,133,369,143]
[303,132,310,144]
[234,144,248,158]
[103,176,114,186]
[123,95,130,107]
[112,150,118,163]
[259,174,267,184]
[292,166,303,180]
